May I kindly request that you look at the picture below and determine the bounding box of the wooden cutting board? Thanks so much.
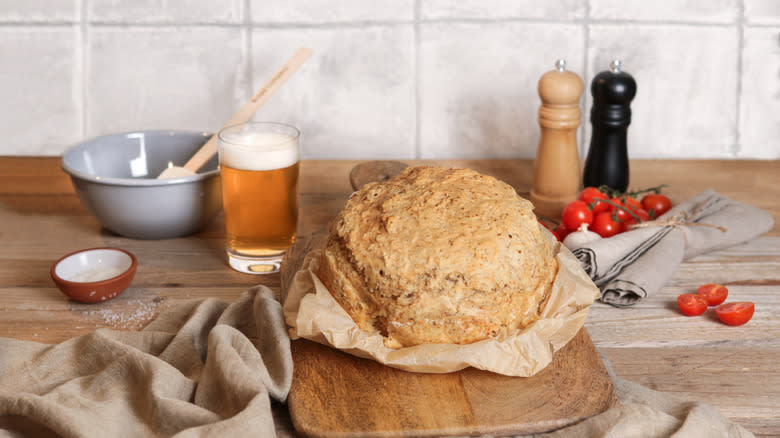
[281,232,617,437]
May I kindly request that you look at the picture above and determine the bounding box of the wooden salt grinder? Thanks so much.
[529,59,584,219]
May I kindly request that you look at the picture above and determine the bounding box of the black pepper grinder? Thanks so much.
[583,60,637,192]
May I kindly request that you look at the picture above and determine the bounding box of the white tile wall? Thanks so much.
[590,0,740,24]
[0,27,81,155]
[251,0,414,24]
[0,0,79,22]
[0,0,777,159]
[86,27,247,137]
[420,0,585,20]
[420,22,584,158]
[587,24,740,159]
[740,27,780,157]
[88,0,244,24]
[250,26,416,159]
[744,0,780,25]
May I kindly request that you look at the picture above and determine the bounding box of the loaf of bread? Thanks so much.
[316,166,557,349]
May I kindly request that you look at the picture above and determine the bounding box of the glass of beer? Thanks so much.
[217,122,300,274]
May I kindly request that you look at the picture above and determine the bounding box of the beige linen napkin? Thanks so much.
[523,352,755,438]
[0,284,756,437]
[571,190,774,306]
[0,286,292,437]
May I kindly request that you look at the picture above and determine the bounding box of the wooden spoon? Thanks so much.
[158,47,313,178]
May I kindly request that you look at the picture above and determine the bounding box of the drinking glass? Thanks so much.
[217,122,300,274]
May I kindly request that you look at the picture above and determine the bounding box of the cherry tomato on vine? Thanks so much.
[697,284,729,306]
[621,208,650,228]
[579,187,610,214]
[591,211,622,238]
[715,302,754,326]
[625,197,642,212]
[641,194,673,217]
[553,223,570,242]
[561,200,593,232]
[677,294,708,316]
[579,187,602,203]
[609,198,632,222]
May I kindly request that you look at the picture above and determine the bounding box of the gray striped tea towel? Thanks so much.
[570,190,774,307]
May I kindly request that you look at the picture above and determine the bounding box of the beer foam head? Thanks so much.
[218,131,299,171]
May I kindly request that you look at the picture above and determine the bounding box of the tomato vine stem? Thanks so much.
[597,184,668,199]
[598,198,643,223]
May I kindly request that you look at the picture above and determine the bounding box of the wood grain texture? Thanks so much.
[585,236,780,436]
[289,330,616,438]
[1,157,779,436]
[282,233,617,437]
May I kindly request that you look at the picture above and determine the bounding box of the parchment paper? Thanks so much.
[282,232,601,377]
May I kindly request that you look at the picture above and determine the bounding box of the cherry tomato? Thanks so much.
[697,283,729,306]
[635,208,651,222]
[561,200,593,232]
[621,208,651,228]
[579,187,602,203]
[579,187,610,214]
[625,197,642,212]
[677,294,708,316]
[609,197,632,222]
[641,194,673,217]
[715,302,754,326]
[553,223,570,242]
[591,211,622,238]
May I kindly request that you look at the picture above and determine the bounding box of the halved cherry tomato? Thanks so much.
[715,302,754,326]
[591,211,621,238]
[579,187,610,214]
[641,194,672,217]
[677,294,708,316]
[697,283,729,306]
[561,200,593,232]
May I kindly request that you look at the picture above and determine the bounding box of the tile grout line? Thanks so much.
[581,1,591,160]
[79,0,88,139]
[2,7,772,158]
[5,17,773,28]
[244,0,253,110]
[733,0,745,158]
[414,0,421,160]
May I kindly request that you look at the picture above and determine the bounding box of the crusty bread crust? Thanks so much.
[317,166,557,349]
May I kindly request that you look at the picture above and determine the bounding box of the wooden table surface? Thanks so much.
[1,157,778,436]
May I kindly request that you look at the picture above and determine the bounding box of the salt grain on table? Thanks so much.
[83,297,162,330]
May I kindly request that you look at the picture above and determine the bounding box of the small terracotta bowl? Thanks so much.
[51,247,137,303]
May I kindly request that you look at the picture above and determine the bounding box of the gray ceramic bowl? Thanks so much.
[62,130,221,239]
